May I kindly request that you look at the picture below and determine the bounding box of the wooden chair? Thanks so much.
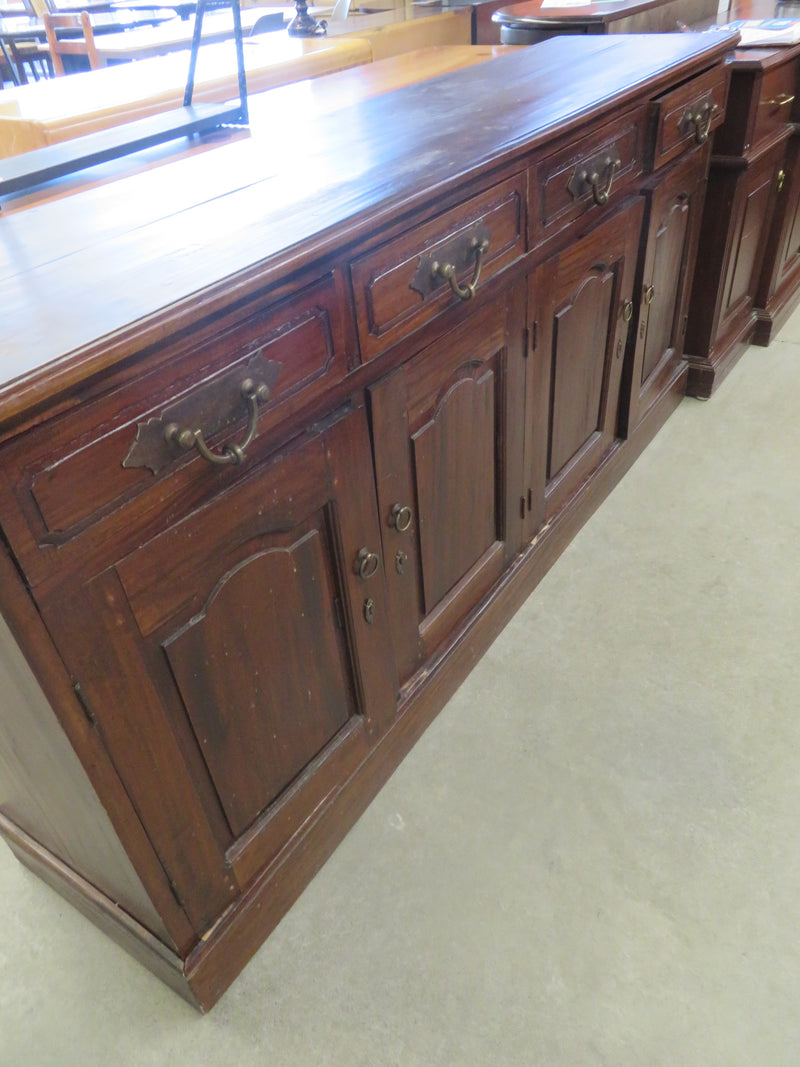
[21,0,56,17]
[43,11,101,75]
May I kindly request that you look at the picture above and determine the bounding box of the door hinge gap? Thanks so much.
[167,879,185,909]
[72,682,97,728]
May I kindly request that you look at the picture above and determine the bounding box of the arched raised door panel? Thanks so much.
[626,146,708,432]
[527,197,644,524]
[38,405,397,927]
[368,284,527,688]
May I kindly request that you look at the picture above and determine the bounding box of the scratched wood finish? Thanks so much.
[0,33,737,429]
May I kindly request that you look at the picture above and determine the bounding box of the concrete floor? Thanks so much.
[2,307,800,1065]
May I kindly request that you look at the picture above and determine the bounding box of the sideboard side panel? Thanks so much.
[0,531,188,951]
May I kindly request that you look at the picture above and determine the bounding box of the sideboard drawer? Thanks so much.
[529,106,646,248]
[650,63,728,170]
[2,270,351,583]
[752,58,797,149]
[351,173,526,362]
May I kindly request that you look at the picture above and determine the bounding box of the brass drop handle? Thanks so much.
[579,156,619,206]
[356,547,380,580]
[622,299,634,323]
[763,92,795,108]
[432,237,490,302]
[165,378,270,466]
[778,168,787,193]
[644,285,655,305]
[684,101,719,144]
[390,503,414,532]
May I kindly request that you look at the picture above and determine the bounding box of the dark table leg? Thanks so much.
[0,37,22,86]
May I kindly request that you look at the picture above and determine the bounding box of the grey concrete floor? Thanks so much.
[2,308,800,1066]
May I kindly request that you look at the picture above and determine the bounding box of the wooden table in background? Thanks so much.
[89,5,286,63]
[0,42,513,168]
[0,32,377,156]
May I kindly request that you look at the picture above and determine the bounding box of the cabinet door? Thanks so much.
[625,147,708,433]
[757,133,800,313]
[526,198,643,528]
[39,406,397,925]
[686,138,785,376]
[719,148,783,340]
[368,285,527,687]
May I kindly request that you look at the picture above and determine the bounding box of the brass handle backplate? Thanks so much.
[166,379,269,467]
[123,353,281,474]
[410,222,491,301]
[622,299,634,323]
[679,100,719,144]
[568,149,621,207]
[644,285,655,305]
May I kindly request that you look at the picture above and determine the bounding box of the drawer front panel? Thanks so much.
[651,64,728,170]
[351,173,526,361]
[3,271,351,574]
[530,108,645,247]
[752,60,797,149]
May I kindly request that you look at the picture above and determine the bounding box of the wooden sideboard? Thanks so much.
[684,35,800,393]
[0,32,735,1010]
[491,0,719,43]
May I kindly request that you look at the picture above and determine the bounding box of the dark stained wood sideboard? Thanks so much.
[684,36,800,394]
[0,32,739,1009]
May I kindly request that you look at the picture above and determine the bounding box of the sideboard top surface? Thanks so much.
[0,31,737,430]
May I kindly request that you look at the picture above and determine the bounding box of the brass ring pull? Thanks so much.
[580,156,619,206]
[356,547,380,580]
[166,378,270,466]
[432,237,490,302]
[686,101,719,144]
[390,503,414,532]
[644,285,655,305]
[622,299,634,323]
